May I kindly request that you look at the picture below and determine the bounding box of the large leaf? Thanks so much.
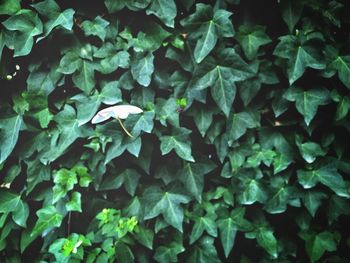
[191,48,254,116]
[131,52,154,87]
[146,0,177,28]
[180,4,234,63]
[297,166,349,197]
[236,25,271,60]
[0,189,21,213]
[143,186,191,232]
[284,86,330,125]
[31,206,63,237]
[2,9,43,56]
[32,0,75,40]
[160,127,195,162]
[274,35,325,85]
[0,115,23,164]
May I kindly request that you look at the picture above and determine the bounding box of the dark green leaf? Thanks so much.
[0,115,23,164]
[146,0,177,28]
[131,52,154,87]
[280,0,303,33]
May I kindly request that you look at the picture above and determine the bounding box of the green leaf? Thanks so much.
[178,162,215,202]
[331,90,350,121]
[180,4,234,63]
[256,228,278,258]
[300,231,338,263]
[190,216,217,244]
[0,115,23,164]
[280,0,304,33]
[328,55,350,89]
[72,60,96,94]
[296,140,326,163]
[236,25,271,60]
[238,177,267,205]
[160,127,195,162]
[2,9,43,56]
[297,166,349,197]
[302,191,327,217]
[143,185,191,232]
[192,49,254,116]
[146,0,177,28]
[274,35,325,85]
[31,206,63,237]
[81,16,110,41]
[187,105,217,137]
[12,200,29,228]
[227,110,260,142]
[153,235,184,263]
[66,192,82,212]
[0,0,21,15]
[327,195,350,223]
[133,226,154,249]
[284,86,330,125]
[187,236,220,263]
[217,217,237,258]
[32,0,75,40]
[131,52,154,87]
[0,189,21,213]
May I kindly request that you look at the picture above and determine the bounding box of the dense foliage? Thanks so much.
[1,0,350,262]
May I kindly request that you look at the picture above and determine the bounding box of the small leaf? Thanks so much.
[0,189,21,213]
[280,0,304,33]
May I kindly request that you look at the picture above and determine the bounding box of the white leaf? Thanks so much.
[91,105,143,124]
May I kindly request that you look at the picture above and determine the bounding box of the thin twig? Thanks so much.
[117,117,133,138]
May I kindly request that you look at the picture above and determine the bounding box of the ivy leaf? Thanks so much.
[284,86,330,125]
[143,185,191,232]
[178,162,215,202]
[131,52,154,87]
[12,200,29,227]
[0,189,21,213]
[0,115,23,164]
[327,195,350,223]
[180,4,234,63]
[331,90,350,121]
[81,16,110,41]
[2,9,43,56]
[190,215,217,244]
[31,206,63,237]
[328,55,350,89]
[296,140,326,163]
[300,231,338,263]
[191,49,254,116]
[256,228,278,258]
[32,0,75,41]
[66,192,82,212]
[0,0,21,15]
[280,0,304,33]
[274,35,325,85]
[39,105,91,164]
[153,234,184,262]
[297,166,349,197]
[302,191,327,217]
[236,25,271,60]
[227,110,260,142]
[104,0,151,13]
[160,127,195,162]
[217,217,237,258]
[146,0,177,28]
[187,236,220,263]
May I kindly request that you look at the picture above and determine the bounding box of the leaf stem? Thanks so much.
[117,117,133,138]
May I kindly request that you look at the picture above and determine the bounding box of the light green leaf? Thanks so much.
[131,52,154,87]
[236,25,271,60]
[0,115,23,164]
[66,192,82,212]
[143,186,191,232]
[12,200,29,228]
[280,0,304,33]
[160,127,194,162]
[146,0,177,28]
[284,86,330,125]
[31,206,63,237]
